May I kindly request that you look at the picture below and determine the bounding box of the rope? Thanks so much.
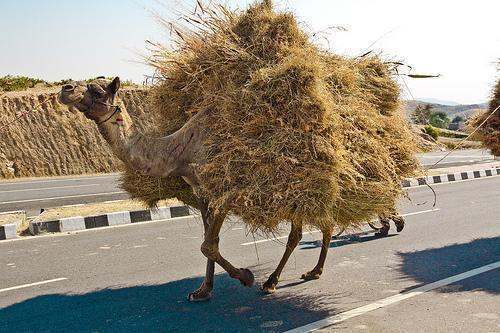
[0,95,55,131]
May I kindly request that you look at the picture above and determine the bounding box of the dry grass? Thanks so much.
[35,199,181,222]
[0,211,28,235]
[124,0,419,233]
[469,78,500,155]
[438,137,483,150]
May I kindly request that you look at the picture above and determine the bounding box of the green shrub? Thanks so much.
[423,125,439,140]
[429,111,451,128]
[0,76,47,92]
[0,76,138,92]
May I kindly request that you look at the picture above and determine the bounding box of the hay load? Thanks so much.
[470,77,500,156]
[121,0,418,231]
[59,0,419,299]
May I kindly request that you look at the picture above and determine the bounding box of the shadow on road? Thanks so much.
[0,271,338,332]
[397,236,500,294]
[299,229,397,250]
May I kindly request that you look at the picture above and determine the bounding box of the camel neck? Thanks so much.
[95,102,203,178]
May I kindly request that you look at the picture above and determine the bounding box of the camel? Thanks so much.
[58,77,333,298]
[59,77,408,299]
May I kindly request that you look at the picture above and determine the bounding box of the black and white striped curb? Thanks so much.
[0,223,17,240]
[29,205,194,235]
[402,167,500,188]
[0,210,25,240]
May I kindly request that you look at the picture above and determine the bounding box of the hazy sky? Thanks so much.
[0,0,498,104]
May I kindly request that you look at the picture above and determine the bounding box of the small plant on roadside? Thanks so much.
[423,125,439,140]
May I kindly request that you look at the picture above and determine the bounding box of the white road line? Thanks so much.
[284,261,500,333]
[0,277,67,293]
[0,191,127,205]
[401,208,440,217]
[0,174,119,186]
[0,183,101,194]
[241,208,440,246]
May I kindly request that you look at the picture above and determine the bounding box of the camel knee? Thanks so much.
[201,241,219,261]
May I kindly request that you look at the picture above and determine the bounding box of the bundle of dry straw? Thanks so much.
[470,77,500,156]
[121,0,419,232]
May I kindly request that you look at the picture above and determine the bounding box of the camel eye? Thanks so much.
[87,83,106,97]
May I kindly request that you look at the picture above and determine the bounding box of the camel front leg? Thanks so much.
[262,223,303,294]
[188,200,217,302]
[188,259,215,302]
[200,210,254,288]
[301,228,332,281]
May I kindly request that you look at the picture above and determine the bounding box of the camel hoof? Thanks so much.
[375,225,390,237]
[394,219,405,233]
[238,268,255,287]
[301,271,321,281]
[187,289,212,302]
[261,284,277,294]
[261,276,278,294]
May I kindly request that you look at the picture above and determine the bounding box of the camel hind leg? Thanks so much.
[392,215,405,232]
[301,228,333,281]
[262,223,303,294]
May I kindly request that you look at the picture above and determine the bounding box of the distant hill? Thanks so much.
[416,98,460,106]
[405,100,488,120]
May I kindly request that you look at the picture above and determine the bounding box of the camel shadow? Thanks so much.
[0,271,338,333]
[299,230,397,250]
[397,236,500,294]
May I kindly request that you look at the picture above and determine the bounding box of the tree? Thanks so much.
[451,115,464,123]
[411,104,433,125]
[429,111,451,129]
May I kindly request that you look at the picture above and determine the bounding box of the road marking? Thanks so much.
[284,261,500,333]
[0,215,198,243]
[0,183,101,194]
[0,174,119,186]
[241,208,440,246]
[401,208,440,217]
[0,191,127,205]
[0,277,67,293]
[421,155,493,159]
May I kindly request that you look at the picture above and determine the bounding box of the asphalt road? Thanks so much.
[0,149,495,216]
[0,176,498,332]
[417,148,494,168]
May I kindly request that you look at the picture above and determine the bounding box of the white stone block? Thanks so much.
[59,216,85,232]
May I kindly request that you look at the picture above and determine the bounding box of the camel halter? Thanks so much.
[84,89,121,125]
[94,102,121,125]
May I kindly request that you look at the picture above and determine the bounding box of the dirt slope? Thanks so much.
[0,87,149,178]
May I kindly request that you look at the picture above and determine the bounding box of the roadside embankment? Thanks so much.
[0,87,149,178]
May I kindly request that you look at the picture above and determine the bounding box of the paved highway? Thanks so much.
[417,148,494,168]
[0,149,496,216]
[0,176,498,332]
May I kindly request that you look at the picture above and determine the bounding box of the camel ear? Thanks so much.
[107,77,121,95]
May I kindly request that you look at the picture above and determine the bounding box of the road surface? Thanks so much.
[417,148,494,168]
[0,176,498,332]
[0,149,495,216]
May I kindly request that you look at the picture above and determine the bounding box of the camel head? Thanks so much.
[59,77,121,123]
